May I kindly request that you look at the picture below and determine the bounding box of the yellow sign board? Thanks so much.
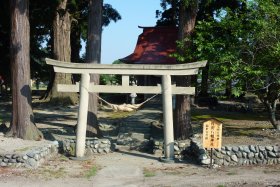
[203,119,222,149]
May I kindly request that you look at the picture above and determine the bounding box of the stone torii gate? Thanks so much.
[46,58,207,162]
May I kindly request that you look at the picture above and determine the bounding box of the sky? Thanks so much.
[101,0,162,64]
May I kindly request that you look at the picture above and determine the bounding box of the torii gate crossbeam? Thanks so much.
[46,58,207,162]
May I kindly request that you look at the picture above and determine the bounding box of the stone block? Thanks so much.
[249,145,256,153]
[265,146,273,151]
[254,153,259,158]
[214,152,224,159]
[174,145,180,152]
[223,160,229,166]
[259,152,264,160]
[224,156,231,162]
[34,154,40,161]
[258,146,265,152]
[12,154,19,159]
[0,162,7,167]
[268,151,277,158]
[225,146,232,151]
[201,158,211,165]
[226,151,233,156]
[5,154,12,159]
[99,144,108,148]
[231,155,238,162]
[232,146,239,152]
[104,148,110,154]
[237,158,243,165]
[268,159,273,165]
[221,150,226,155]
[236,152,242,158]
[199,154,208,160]
[256,159,263,164]
[214,159,223,165]
[248,152,254,159]
[243,146,251,153]
[9,159,17,163]
[178,142,186,148]
[238,146,244,152]
[273,146,278,153]
[97,148,103,153]
[26,158,38,168]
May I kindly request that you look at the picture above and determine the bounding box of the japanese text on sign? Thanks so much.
[202,119,222,149]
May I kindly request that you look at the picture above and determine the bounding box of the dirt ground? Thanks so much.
[0,98,280,187]
[0,148,280,187]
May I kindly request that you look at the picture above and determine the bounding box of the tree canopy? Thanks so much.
[184,0,280,130]
[156,0,280,131]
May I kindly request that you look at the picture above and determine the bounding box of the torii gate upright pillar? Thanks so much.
[162,75,174,162]
[76,73,90,157]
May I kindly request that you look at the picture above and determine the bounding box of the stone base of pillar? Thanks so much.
[69,156,90,161]
[159,157,175,163]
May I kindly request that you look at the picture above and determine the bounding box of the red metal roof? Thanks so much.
[120,26,178,64]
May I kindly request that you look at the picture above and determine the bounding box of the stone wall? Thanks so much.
[1,138,113,168]
[62,138,112,156]
[0,141,59,168]
[189,136,280,166]
[152,139,189,159]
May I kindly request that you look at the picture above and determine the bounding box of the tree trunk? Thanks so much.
[8,0,43,140]
[71,25,81,64]
[174,0,198,140]
[174,76,193,140]
[70,24,81,83]
[265,100,280,131]
[49,0,78,105]
[86,0,103,137]
[225,79,232,98]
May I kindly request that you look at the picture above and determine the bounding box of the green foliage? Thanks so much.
[157,0,179,26]
[184,0,280,100]
[181,0,199,8]
[84,166,98,179]
[175,0,280,128]
[143,168,156,177]
[112,60,123,64]
[40,167,66,179]
[100,60,123,85]
[100,74,121,85]
[191,110,267,121]
[159,0,279,101]
[103,4,122,27]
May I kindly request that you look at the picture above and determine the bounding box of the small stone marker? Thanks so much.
[203,118,223,149]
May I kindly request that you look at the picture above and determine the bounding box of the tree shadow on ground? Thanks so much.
[117,150,159,161]
[223,125,276,140]
[192,108,268,121]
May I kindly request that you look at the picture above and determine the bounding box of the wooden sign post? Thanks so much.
[202,118,223,168]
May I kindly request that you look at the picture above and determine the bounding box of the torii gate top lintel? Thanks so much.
[46,58,207,75]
